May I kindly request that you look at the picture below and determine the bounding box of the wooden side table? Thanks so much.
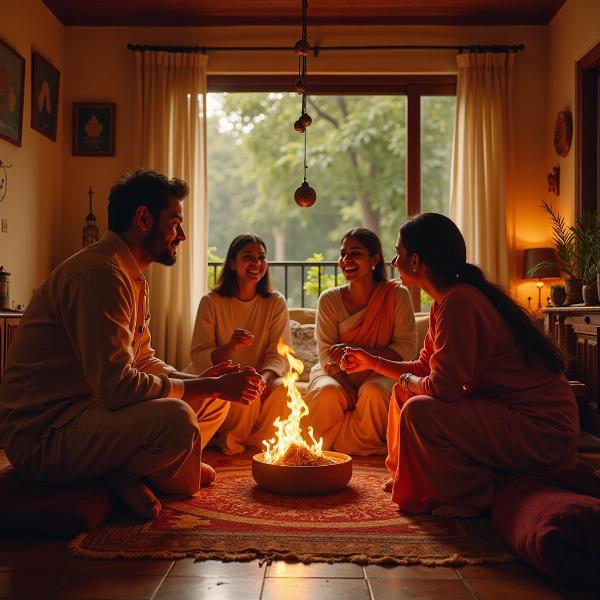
[545,306,600,434]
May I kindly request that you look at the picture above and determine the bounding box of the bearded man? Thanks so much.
[0,170,263,520]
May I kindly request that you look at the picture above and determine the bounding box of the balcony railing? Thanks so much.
[207,260,414,309]
[208,261,343,308]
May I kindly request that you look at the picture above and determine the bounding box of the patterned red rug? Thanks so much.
[70,452,513,565]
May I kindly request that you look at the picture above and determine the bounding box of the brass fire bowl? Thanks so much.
[252,451,352,496]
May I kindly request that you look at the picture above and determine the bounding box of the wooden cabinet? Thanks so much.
[545,306,600,434]
[0,311,23,383]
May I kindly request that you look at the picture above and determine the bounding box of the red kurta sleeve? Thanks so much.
[394,304,438,377]
[419,286,498,401]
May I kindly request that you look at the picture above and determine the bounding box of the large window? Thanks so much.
[207,76,455,310]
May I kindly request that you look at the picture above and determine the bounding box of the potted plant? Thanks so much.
[573,208,600,305]
[549,284,566,307]
[530,201,600,305]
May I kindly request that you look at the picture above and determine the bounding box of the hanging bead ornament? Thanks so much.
[82,185,99,247]
[293,0,316,208]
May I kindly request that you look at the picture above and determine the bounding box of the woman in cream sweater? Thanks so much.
[305,228,417,456]
[189,234,291,454]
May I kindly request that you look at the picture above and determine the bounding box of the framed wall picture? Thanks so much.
[31,51,60,141]
[72,102,116,156]
[0,39,25,146]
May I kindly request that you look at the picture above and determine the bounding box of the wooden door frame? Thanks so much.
[576,41,600,214]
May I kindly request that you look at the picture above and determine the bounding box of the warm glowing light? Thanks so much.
[261,339,325,464]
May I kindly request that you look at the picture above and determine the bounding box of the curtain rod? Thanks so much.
[126,43,524,56]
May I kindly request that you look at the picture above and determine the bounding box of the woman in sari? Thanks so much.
[304,228,417,456]
[189,234,291,455]
[341,214,578,517]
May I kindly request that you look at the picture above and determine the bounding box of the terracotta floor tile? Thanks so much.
[457,562,542,580]
[0,443,596,599]
[365,564,459,579]
[56,573,165,599]
[155,576,264,600]
[0,570,74,599]
[262,577,371,600]
[0,538,83,572]
[78,558,174,575]
[267,561,364,578]
[169,559,265,577]
[463,577,567,600]
[554,584,600,599]
[369,578,471,600]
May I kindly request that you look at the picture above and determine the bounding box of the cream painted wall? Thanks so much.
[511,0,600,308]
[0,9,558,305]
[0,0,64,308]
[547,0,600,220]
[62,23,549,301]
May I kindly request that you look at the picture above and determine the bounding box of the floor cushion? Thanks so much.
[491,466,600,585]
[0,465,113,537]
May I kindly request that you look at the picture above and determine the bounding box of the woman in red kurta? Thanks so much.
[341,213,578,517]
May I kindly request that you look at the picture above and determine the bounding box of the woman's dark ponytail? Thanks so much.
[400,214,565,374]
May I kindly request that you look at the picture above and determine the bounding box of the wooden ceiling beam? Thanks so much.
[42,0,567,28]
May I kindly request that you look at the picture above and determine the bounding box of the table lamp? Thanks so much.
[523,247,560,312]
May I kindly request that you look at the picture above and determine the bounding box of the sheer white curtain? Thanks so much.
[133,50,208,369]
[449,52,515,288]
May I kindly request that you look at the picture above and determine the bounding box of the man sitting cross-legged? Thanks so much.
[0,169,264,520]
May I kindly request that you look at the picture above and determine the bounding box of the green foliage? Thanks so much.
[571,211,600,285]
[303,253,338,298]
[207,92,455,263]
[420,97,456,215]
[536,201,600,284]
[420,289,434,313]
[207,247,224,289]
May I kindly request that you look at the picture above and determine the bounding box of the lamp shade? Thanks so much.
[522,247,560,279]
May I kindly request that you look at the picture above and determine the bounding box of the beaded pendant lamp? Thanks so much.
[293,0,317,208]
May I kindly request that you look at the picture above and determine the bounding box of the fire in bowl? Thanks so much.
[252,451,352,496]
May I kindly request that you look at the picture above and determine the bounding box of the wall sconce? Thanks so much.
[82,186,99,247]
[547,165,560,195]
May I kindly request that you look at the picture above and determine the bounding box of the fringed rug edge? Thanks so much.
[68,534,514,566]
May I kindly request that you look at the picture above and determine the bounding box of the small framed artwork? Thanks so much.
[72,102,116,156]
[0,39,25,146]
[31,51,60,141]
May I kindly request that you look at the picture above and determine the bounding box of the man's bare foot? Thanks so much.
[107,473,161,520]
[200,462,216,487]
[382,477,393,492]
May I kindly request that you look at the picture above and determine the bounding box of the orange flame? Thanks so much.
[261,339,324,464]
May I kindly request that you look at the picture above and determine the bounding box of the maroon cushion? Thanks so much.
[492,465,600,585]
[0,466,113,537]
